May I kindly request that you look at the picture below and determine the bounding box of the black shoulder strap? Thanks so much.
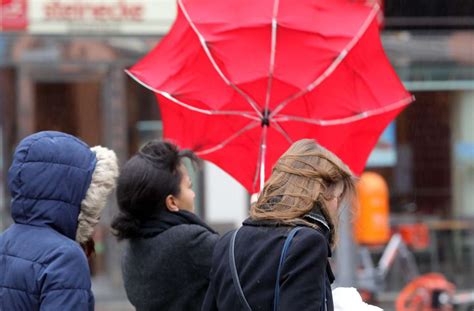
[229,227,252,311]
[273,227,302,310]
[229,227,327,311]
[321,275,327,311]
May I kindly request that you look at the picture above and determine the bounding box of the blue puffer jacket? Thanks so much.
[0,131,97,310]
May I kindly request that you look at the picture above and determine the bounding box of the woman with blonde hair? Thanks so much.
[202,139,356,311]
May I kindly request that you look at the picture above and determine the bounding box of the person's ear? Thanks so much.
[165,194,180,212]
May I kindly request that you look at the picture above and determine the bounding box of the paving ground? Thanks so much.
[92,275,398,310]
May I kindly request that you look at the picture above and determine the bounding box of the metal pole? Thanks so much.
[335,203,357,287]
[102,65,127,286]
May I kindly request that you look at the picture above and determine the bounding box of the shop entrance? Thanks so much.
[15,66,106,147]
[34,81,102,146]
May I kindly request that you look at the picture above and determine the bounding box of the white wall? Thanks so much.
[452,91,474,217]
[203,162,248,227]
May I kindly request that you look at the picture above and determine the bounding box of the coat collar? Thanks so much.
[242,217,332,256]
[242,217,335,282]
[243,204,332,242]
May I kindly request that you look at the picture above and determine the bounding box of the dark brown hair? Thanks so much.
[111,141,199,240]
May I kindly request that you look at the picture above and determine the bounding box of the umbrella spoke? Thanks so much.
[264,0,280,112]
[178,0,264,118]
[272,120,293,144]
[253,125,269,192]
[273,95,414,126]
[196,121,260,156]
[269,3,380,118]
[126,70,261,122]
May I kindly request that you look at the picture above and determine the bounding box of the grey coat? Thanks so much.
[122,224,219,311]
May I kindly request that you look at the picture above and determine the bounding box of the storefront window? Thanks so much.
[363,89,474,290]
[384,0,474,29]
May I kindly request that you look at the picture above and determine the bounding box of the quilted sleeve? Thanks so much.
[39,245,94,311]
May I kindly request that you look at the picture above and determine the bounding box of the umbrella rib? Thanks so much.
[178,0,264,118]
[195,121,260,156]
[264,0,280,112]
[125,69,261,122]
[273,95,414,126]
[253,125,269,192]
[271,120,293,144]
[269,3,381,118]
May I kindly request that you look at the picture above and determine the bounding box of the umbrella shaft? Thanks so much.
[259,126,268,192]
[261,109,270,127]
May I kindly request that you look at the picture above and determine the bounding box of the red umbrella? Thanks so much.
[127,0,413,193]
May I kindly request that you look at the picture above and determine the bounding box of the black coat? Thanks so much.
[122,223,219,311]
[202,219,335,311]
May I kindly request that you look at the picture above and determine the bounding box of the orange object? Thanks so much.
[354,172,390,245]
[396,273,455,311]
[398,223,430,250]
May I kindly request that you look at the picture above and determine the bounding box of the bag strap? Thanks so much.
[229,226,327,311]
[229,227,252,311]
[273,227,303,311]
[321,275,327,311]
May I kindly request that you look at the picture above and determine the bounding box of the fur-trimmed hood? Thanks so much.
[76,146,119,243]
[8,131,118,241]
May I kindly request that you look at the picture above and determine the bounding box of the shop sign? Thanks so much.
[367,122,397,167]
[1,0,176,34]
[0,0,28,31]
[29,0,176,34]
[455,142,474,164]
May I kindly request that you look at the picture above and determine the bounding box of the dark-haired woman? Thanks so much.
[111,141,219,310]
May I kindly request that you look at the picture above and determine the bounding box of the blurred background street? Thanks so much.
[1,0,474,310]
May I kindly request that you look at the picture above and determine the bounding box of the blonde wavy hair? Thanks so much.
[251,139,356,246]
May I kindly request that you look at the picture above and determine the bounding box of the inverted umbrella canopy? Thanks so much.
[127,0,413,193]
